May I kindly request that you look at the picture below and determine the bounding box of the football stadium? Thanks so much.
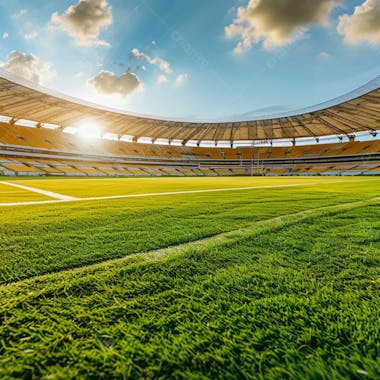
[0,0,379,379]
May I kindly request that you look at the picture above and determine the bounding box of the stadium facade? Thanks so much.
[0,70,379,177]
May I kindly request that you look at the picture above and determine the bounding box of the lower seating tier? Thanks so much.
[1,153,379,177]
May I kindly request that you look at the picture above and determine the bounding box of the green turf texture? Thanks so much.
[3,176,374,198]
[0,183,50,202]
[1,177,379,283]
[0,177,379,379]
[0,200,379,379]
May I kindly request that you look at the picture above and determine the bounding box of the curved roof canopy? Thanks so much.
[0,69,378,143]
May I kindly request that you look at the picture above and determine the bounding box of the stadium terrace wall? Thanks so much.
[1,127,379,176]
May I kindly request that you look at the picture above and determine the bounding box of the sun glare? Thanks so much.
[77,121,102,140]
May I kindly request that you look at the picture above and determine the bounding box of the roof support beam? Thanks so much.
[339,104,379,120]
[292,116,317,138]
[315,115,352,136]
[181,125,208,145]
[322,110,374,132]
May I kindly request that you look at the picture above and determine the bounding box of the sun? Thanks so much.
[77,121,102,140]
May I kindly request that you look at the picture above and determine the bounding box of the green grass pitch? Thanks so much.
[0,182,51,202]
[0,176,379,379]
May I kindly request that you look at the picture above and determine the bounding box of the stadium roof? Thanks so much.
[0,69,378,143]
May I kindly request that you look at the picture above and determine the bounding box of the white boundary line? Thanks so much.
[0,181,78,201]
[0,179,375,207]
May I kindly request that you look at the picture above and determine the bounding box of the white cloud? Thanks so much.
[318,51,331,60]
[337,0,380,45]
[174,73,188,87]
[157,59,172,74]
[225,0,338,54]
[130,48,147,60]
[88,70,141,97]
[157,74,169,85]
[2,32,9,39]
[24,31,38,41]
[51,0,112,47]
[13,9,27,19]
[130,48,172,74]
[0,51,55,84]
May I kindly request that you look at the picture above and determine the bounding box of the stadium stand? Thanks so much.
[1,124,379,177]
[0,71,378,177]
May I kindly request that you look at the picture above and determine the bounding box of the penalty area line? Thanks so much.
[0,181,78,201]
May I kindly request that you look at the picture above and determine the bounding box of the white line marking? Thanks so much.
[0,181,78,201]
[0,179,375,207]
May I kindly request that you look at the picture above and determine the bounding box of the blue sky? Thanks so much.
[0,0,379,120]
